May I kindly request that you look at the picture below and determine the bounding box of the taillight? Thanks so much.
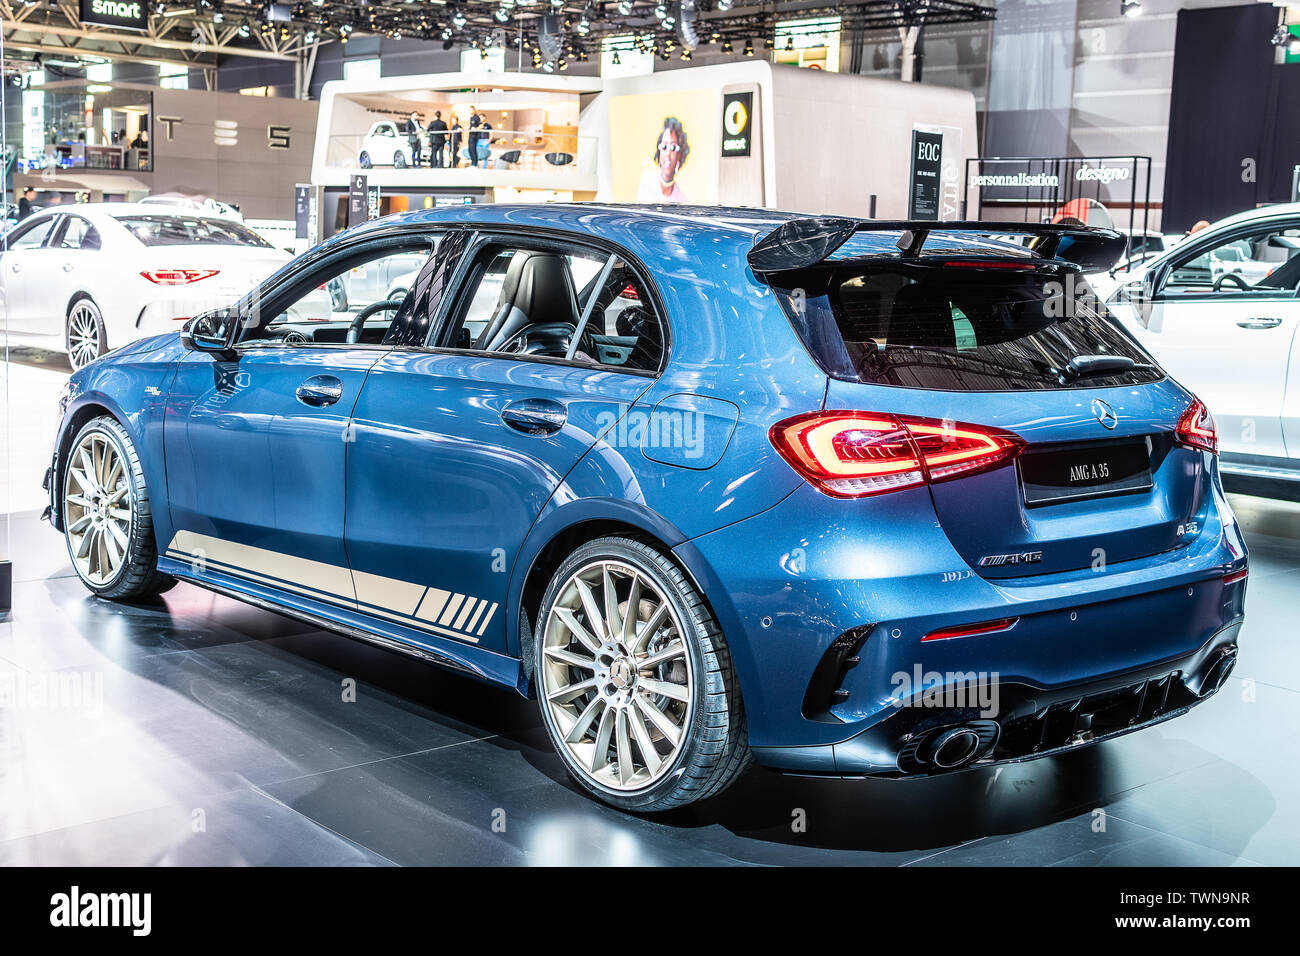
[140,269,220,285]
[1175,398,1217,454]
[770,411,1024,498]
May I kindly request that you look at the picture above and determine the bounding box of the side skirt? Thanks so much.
[159,557,525,692]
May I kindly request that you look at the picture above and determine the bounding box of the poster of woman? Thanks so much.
[637,117,691,203]
[609,89,718,204]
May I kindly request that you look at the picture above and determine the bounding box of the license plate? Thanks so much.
[1019,437,1153,506]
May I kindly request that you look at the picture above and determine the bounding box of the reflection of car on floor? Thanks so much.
[1106,202,1300,496]
[358,121,414,169]
[0,202,313,369]
[45,206,1246,814]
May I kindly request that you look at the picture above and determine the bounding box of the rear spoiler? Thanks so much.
[747,218,1128,276]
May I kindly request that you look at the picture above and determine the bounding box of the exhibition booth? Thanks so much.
[307,62,978,238]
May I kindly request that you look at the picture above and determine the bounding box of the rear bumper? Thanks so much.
[678,479,1247,771]
[770,623,1240,776]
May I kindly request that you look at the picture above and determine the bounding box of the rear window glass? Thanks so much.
[772,264,1163,391]
[115,215,272,248]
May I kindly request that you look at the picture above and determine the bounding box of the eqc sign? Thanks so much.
[908,129,943,221]
[80,0,148,31]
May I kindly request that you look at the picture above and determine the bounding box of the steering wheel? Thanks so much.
[1213,272,1250,292]
[346,298,405,344]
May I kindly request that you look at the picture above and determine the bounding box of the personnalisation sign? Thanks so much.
[80,0,148,31]
[721,92,753,158]
[908,129,943,221]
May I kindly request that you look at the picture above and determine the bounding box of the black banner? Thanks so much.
[79,0,148,31]
[908,129,943,221]
[347,174,368,229]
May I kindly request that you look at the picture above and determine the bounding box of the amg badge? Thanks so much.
[978,551,1044,568]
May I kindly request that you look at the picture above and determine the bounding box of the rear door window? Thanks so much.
[773,264,1163,391]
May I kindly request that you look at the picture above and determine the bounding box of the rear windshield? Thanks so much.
[115,215,272,248]
[771,263,1163,391]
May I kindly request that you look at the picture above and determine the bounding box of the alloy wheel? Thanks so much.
[68,302,101,370]
[64,430,133,586]
[541,560,693,792]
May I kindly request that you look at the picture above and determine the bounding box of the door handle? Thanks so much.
[62,262,74,272]
[501,397,566,435]
[1237,317,1282,330]
[10,262,20,273]
[295,374,344,407]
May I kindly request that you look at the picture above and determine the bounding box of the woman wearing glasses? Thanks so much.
[637,117,690,203]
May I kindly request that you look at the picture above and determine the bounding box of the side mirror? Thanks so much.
[181,309,238,360]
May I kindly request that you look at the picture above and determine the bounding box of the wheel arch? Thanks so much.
[508,500,733,699]
[52,399,119,531]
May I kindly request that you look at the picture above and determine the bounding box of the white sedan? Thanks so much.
[0,203,304,369]
[1105,202,1300,494]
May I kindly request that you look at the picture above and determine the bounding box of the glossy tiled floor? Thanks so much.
[1,495,1297,866]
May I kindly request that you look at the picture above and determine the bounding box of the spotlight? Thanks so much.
[578,14,590,35]
[764,36,774,50]
[452,9,467,28]
[722,39,732,53]
[612,49,622,64]
[716,0,730,8]
[653,3,666,19]
[617,0,631,13]
[495,7,509,21]
[743,39,753,56]
[664,15,674,28]
[1121,0,1141,17]
[1272,24,1290,47]
[237,21,250,36]
[785,35,793,50]
[680,49,690,60]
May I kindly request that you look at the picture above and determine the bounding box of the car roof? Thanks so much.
[1119,202,1300,278]
[22,202,233,222]
[352,202,1031,256]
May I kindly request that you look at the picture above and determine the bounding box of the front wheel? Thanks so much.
[535,536,751,812]
[394,151,408,169]
[67,298,106,370]
[358,151,372,169]
[62,416,176,599]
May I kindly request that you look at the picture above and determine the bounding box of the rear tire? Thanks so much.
[534,536,751,812]
[394,151,408,169]
[62,416,176,600]
[359,151,372,169]
[66,297,107,370]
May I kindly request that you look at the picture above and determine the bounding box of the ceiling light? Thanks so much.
[1121,0,1141,17]
[617,0,632,12]
[743,39,753,56]
[452,9,467,28]
[716,0,730,8]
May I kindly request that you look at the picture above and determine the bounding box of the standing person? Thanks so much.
[17,187,36,220]
[450,118,463,168]
[467,111,482,167]
[404,112,423,168]
[426,110,448,168]
[478,118,493,167]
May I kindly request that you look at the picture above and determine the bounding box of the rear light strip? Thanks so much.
[1223,567,1248,585]
[922,617,1019,643]
[141,269,220,285]
[770,411,1025,498]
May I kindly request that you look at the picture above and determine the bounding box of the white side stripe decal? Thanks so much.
[165,532,497,645]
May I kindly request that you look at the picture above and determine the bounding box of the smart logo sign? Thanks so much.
[721,92,753,158]
[80,0,149,31]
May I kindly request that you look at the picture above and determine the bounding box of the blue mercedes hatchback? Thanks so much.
[45,205,1247,811]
